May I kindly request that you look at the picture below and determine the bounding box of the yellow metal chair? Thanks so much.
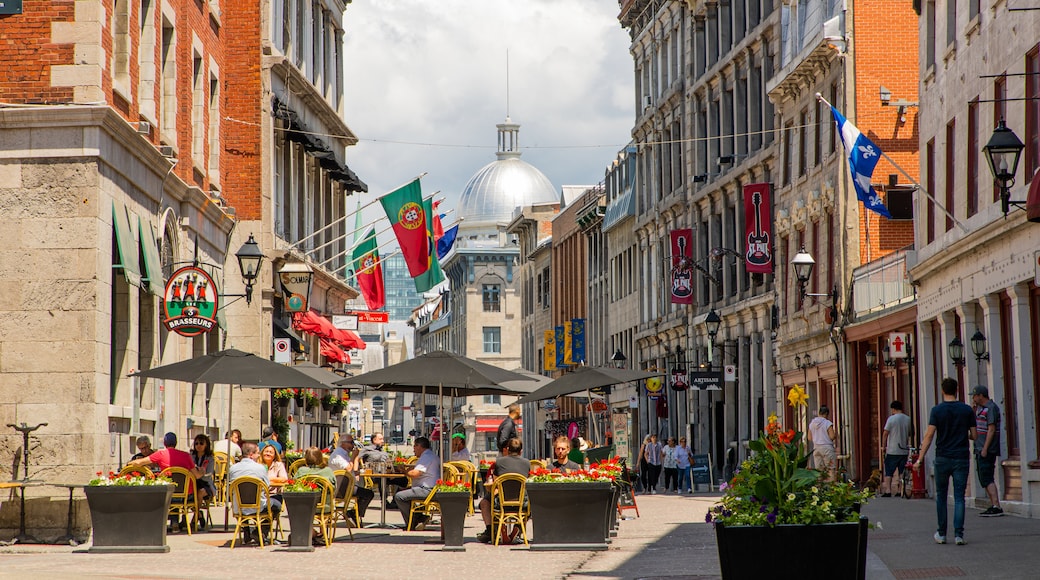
[160,467,200,535]
[212,452,229,504]
[299,475,337,547]
[333,469,361,539]
[117,465,155,479]
[287,458,307,479]
[228,476,274,548]
[447,461,478,514]
[529,459,547,471]
[490,473,529,546]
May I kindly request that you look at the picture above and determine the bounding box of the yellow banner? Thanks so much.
[543,330,556,372]
[563,320,574,366]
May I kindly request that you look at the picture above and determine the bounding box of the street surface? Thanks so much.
[0,491,1038,578]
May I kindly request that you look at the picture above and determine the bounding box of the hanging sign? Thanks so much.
[162,265,218,337]
[671,366,689,391]
[645,376,664,400]
[670,229,694,304]
[743,183,773,273]
[690,371,723,390]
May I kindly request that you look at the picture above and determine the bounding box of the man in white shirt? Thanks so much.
[393,437,441,530]
[214,429,242,461]
[328,434,359,472]
[809,406,837,482]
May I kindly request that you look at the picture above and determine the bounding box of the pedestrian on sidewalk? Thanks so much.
[661,437,679,493]
[674,437,692,493]
[809,406,838,482]
[636,435,651,493]
[881,400,912,497]
[644,434,662,494]
[916,377,977,546]
[971,385,1004,517]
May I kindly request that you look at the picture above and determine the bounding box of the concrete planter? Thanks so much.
[715,517,868,580]
[84,485,173,553]
[434,491,469,551]
[526,481,612,550]
[282,491,319,552]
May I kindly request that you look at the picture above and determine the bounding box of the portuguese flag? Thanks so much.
[379,178,429,278]
[351,227,385,311]
[413,196,445,293]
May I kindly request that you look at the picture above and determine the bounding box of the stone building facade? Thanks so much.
[911,1,1040,515]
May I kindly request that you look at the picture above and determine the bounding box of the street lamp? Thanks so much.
[948,336,965,367]
[704,308,722,370]
[865,350,878,372]
[790,247,838,309]
[970,329,990,362]
[611,349,627,369]
[233,234,264,305]
[983,119,1026,218]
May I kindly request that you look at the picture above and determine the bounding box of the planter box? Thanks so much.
[84,485,174,553]
[715,517,869,580]
[527,481,612,550]
[434,491,470,551]
[282,491,319,552]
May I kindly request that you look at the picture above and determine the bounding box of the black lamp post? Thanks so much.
[970,329,990,362]
[234,234,264,305]
[611,349,627,369]
[983,119,1026,218]
[705,308,722,369]
[948,336,965,367]
[865,350,878,372]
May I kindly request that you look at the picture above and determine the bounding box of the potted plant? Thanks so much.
[433,479,472,551]
[303,389,320,411]
[84,470,175,553]
[273,388,293,409]
[331,390,346,414]
[281,478,320,552]
[708,385,872,580]
[526,467,615,550]
[321,392,337,412]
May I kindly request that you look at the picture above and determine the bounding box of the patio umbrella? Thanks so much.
[514,366,662,405]
[131,348,335,530]
[332,351,536,457]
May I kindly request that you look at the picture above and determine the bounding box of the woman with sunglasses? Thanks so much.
[190,434,216,527]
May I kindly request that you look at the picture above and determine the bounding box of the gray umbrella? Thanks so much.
[514,365,662,405]
[332,351,536,457]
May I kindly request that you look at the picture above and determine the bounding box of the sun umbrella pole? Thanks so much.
[224,383,234,532]
[438,382,445,459]
[586,388,598,447]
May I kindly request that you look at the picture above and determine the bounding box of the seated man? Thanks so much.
[328,435,374,520]
[213,429,243,462]
[256,426,283,455]
[450,433,472,462]
[128,432,194,472]
[477,437,529,543]
[393,437,440,531]
[229,442,282,545]
[130,435,155,461]
[548,435,581,472]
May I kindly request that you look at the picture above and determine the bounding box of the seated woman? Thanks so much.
[296,446,336,545]
[189,434,216,528]
[259,444,288,505]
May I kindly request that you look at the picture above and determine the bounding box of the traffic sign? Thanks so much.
[889,332,908,359]
[273,338,291,363]
[350,311,389,323]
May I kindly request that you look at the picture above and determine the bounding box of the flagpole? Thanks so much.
[815,93,969,233]
[289,172,428,251]
[317,207,457,270]
[304,192,443,260]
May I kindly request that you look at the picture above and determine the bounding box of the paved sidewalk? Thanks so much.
[1,491,1038,579]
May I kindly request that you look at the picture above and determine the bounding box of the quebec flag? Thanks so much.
[830,105,892,219]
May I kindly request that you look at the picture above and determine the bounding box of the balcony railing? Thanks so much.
[851,247,915,315]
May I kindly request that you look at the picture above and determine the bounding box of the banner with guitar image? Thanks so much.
[743,183,773,274]
[669,229,694,304]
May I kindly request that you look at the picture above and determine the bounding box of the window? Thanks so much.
[945,120,955,232]
[483,327,501,353]
[994,74,1007,202]
[799,108,809,176]
[967,99,979,217]
[926,139,936,243]
[540,267,551,309]
[783,121,793,185]
[1027,47,1040,178]
[482,284,501,312]
[925,0,936,69]
[485,434,498,452]
[945,0,956,47]
[483,395,501,405]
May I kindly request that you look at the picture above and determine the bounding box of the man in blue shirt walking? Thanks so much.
[916,377,977,546]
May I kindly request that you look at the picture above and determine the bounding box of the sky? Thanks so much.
[341,0,636,241]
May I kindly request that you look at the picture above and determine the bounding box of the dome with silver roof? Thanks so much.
[457,118,557,228]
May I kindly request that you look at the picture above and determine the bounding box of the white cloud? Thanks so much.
[342,0,634,233]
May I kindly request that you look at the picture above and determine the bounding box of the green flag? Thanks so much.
[413,196,444,293]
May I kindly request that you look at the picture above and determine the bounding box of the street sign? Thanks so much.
[350,311,389,323]
[889,332,908,359]
[724,364,736,381]
[273,338,291,363]
[690,371,723,390]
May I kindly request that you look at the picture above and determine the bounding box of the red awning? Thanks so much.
[319,338,349,364]
[475,417,523,433]
[293,310,367,350]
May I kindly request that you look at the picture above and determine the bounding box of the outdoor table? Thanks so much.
[48,482,82,546]
[0,480,42,545]
[363,471,410,529]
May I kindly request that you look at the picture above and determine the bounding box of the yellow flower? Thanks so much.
[787,384,809,408]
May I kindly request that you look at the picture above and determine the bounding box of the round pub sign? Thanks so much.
[162,266,219,337]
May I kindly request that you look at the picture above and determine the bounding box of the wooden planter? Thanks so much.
[84,485,174,553]
[282,491,320,552]
[526,481,612,550]
[434,491,470,551]
[715,517,869,580]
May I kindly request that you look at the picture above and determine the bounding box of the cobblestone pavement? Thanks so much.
[2,490,1039,579]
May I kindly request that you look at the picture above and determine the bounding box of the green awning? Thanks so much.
[112,200,141,287]
[138,216,165,297]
